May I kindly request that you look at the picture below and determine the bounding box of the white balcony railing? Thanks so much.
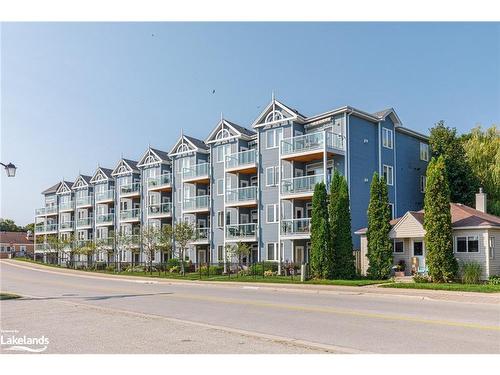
[76,196,93,207]
[35,206,58,216]
[280,131,345,156]
[120,208,140,221]
[59,201,75,211]
[35,223,58,233]
[59,221,74,230]
[148,202,172,216]
[281,218,311,236]
[96,213,114,224]
[194,227,209,241]
[225,149,257,170]
[281,174,324,196]
[95,189,115,202]
[183,195,209,211]
[76,217,93,228]
[183,163,209,180]
[226,223,257,240]
[226,186,257,205]
[148,173,172,189]
[120,182,141,195]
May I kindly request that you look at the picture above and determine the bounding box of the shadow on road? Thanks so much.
[2,292,174,302]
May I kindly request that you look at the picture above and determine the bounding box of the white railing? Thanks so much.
[226,223,257,240]
[35,206,58,216]
[183,163,209,180]
[281,174,324,196]
[120,208,140,221]
[148,173,172,188]
[183,195,209,211]
[96,213,114,224]
[225,149,257,169]
[76,217,93,227]
[120,182,141,195]
[281,218,311,236]
[148,202,172,216]
[76,196,93,207]
[281,131,345,156]
[95,189,115,202]
[226,186,257,204]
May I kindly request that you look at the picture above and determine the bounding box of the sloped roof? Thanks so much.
[226,120,256,137]
[41,182,61,195]
[184,135,208,150]
[372,108,394,119]
[0,231,34,245]
[100,168,113,178]
[123,159,139,172]
[355,203,500,235]
[150,148,170,161]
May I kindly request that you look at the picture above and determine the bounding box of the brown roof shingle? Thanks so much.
[0,232,34,245]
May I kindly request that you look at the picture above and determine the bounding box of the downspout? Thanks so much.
[378,121,382,177]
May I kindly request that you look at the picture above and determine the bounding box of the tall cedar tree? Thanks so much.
[424,156,458,282]
[329,171,355,279]
[366,173,393,279]
[429,121,479,207]
[310,181,333,279]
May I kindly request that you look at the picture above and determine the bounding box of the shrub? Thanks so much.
[396,260,406,272]
[264,270,277,277]
[238,269,250,277]
[460,261,482,284]
[105,264,116,272]
[488,275,500,285]
[126,265,145,273]
[413,274,431,283]
[166,258,180,270]
[199,265,224,276]
[169,266,179,273]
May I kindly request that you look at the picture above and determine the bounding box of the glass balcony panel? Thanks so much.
[76,217,93,227]
[281,132,324,156]
[226,223,257,239]
[120,208,141,220]
[76,196,93,206]
[281,218,311,235]
[120,182,141,195]
[194,227,209,240]
[225,150,257,169]
[148,173,172,188]
[183,163,209,180]
[226,186,257,204]
[95,189,115,202]
[183,195,209,211]
[59,201,75,211]
[281,174,324,195]
[60,221,74,230]
[326,132,345,150]
[148,202,172,215]
[96,213,114,224]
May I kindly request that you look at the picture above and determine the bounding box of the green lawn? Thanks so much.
[381,282,500,293]
[0,293,21,300]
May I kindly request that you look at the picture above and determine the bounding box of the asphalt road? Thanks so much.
[1,260,499,354]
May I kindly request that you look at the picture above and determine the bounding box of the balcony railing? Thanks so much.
[34,243,53,252]
[96,213,114,224]
[35,206,58,216]
[60,221,74,230]
[148,173,172,189]
[95,189,115,202]
[281,218,311,236]
[280,131,345,156]
[183,163,209,180]
[120,182,141,195]
[96,237,114,246]
[194,227,209,241]
[225,149,257,169]
[35,223,58,233]
[75,239,93,248]
[76,196,93,207]
[120,208,140,221]
[148,202,172,216]
[183,195,209,211]
[226,186,257,205]
[226,223,257,240]
[281,174,324,196]
[59,201,75,211]
[76,217,93,228]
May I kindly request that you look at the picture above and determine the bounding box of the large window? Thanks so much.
[267,243,278,261]
[456,236,479,253]
[216,144,231,163]
[266,128,283,149]
[489,237,495,259]
[217,211,224,228]
[266,166,279,187]
[420,142,429,161]
[218,245,224,261]
[266,204,278,223]
[383,165,394,186]
[382,128,393,149]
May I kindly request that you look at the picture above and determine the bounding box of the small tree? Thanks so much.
[424,155,458,282]
[159,224,174,262]
[141,225,161,274]
[366,173,393,279]
[75,240,98,267]
[115,230,133,272]
[310,181,332,279]
[173,221,195,275]
[230,241,251,269]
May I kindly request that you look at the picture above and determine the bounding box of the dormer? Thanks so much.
[252,98,306,129]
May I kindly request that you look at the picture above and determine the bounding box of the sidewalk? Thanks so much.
[3,259,499,305]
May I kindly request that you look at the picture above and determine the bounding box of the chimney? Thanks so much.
[475,188,487,213]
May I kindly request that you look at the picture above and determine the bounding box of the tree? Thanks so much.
[424,156,458,282]
[115,230,133,272]
[225,241,251,269]
[141,225,162,274]
[24,223,35,233]
[366,173,393,279]
[173,221,195,275]
[329,172,356,279]
[310,181,332,279]
[462,125,500,216]
[159,224,174,262]
[46,234,73,264]
[429,121,479,206]
[0,218,23,232]
[75,240,98,267]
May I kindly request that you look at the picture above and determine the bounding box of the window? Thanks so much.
[420,176,426,193]
[216,144,231,163]
[388,203,395,219]
[20,245,26,253]
[383,165,393,186]
[382,128,393,149]
[394,241,404,253]
[218,245,224,261]
[413,241,423,256]
[217,211,224,228]
[266,204,278,223]
[456,236,479,253]
[267,243,278,261]
[489,237,495,259]
[217,179,224,195]
[266,166,279,187]
[266,128,283,149]
[420,142,429,161]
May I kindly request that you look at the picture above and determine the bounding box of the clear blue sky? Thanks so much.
[1,22,499,225]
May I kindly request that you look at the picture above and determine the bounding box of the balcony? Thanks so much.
[192,227,209,243]
[225,150,257,174]
[96,237,114,247]
[148,202,172,218]
[59,201,75,212]
[148,173,172,191]
[96,213,114,226]
[35,206,58,216]
[280,131,345,161]
[281,218,311,239]
[183,195,209,213]
[226,223,257,242]
[35,223,58,234]
[76,217,93,228]
[183,163,210,183]
[74,239,93,248]
[95,189,115,202]
[225,186,257,207]
[120,208,140,222]
[281,174,324,199]
[120,182,141,197]
[34,243,53,252]
[59,221,74,231]
[76,196,93,207]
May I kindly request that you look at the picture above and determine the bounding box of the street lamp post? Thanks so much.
[0,162,17,177]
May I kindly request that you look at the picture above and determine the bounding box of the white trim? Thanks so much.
[382,127,393,149]
[383,164,394,186]
[266,204,278,223]
[393,239,404,254]
[420,142,429,162]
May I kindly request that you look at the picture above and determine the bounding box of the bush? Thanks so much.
[489,275,500,285]
[125,265,146,273]
[460,261,482,284]
[105,264,116,272]
[169,265,180,273]
[166,258,180,270]
[264,270,277,277]
[413,274,431,283]
[199,265,224,276]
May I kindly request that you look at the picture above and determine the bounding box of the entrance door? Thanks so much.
[412,240,425,273]
[294,246,304,264]
[198,249,207,264]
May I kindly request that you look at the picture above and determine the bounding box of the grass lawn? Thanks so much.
[0,293,21,300]
[381,282,500,293]
[11,258,387,287]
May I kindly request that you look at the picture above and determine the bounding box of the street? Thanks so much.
[1,260,499,354]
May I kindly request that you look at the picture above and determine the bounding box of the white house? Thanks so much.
[356,190,500,280]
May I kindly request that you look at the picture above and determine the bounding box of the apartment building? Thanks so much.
[34,97,429,265]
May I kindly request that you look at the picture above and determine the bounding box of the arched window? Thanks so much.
[177,143,189,153]
[216,128,230,140]
[144,155,157,164]
[265,110,283,123]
